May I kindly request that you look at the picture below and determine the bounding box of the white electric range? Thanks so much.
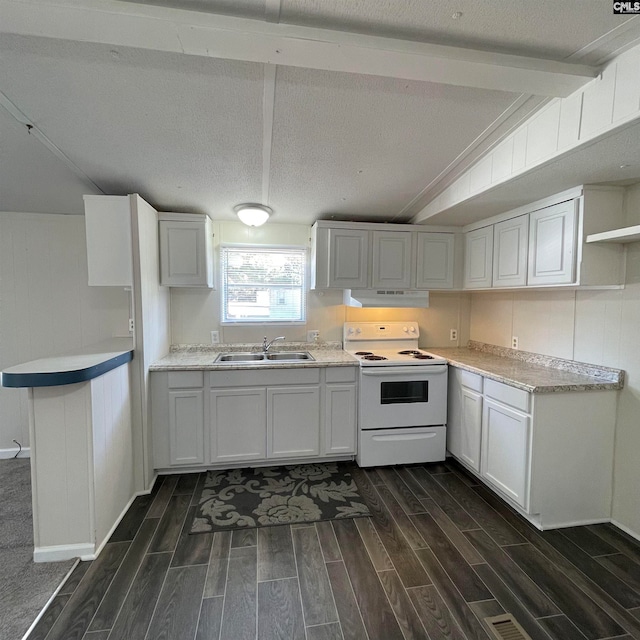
[344,321,448,467]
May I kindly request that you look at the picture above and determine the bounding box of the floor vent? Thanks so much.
[484,614,532,640]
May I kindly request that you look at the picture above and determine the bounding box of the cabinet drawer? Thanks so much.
[167,371,204,388]
[484,379,530,413]
[210,367,320,388]
[325,367,357,383]
[460,370,483,392]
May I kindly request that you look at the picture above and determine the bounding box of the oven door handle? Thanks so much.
[361,365,448,376]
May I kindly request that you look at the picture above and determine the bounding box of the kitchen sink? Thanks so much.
[215,353,265,362]
[214,352,314,363]
[266,352,314,361]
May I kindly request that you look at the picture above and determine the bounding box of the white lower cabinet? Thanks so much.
[268,387,321,458]
[152,366,357,470]
[210,388,267,462]
[447,369,483,472]
[168,390,205,466]
[325,384,357,454]
[481,398,530,510]
[447,368,617,529]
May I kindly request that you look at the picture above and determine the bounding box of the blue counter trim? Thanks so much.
[2,351,133,388]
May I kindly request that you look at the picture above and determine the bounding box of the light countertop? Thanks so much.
[428,344,624,393]
[150,344,358,371]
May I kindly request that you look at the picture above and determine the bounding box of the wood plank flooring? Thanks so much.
[28,459,640,640]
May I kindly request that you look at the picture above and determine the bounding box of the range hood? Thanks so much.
[343,289,430,308]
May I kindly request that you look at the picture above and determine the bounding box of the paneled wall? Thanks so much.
[418,43,640,221]
[0,212,130,454]
[170,220,471,347]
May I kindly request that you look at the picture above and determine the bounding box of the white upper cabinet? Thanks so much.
[493,215,529,288]
[464,226,493,289]
[159,213,214,287]
[84,195,134,287]
[311,221,458,291]
[416,232,454,289]
[527,200,577,286]
[371,230,412,289]
[327,227,369,289]
[462,186,625,291]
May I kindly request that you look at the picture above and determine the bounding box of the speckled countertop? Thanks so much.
[150,342,358,371]
[428,342,624,393]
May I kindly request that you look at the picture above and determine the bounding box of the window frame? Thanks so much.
[219,243,308,327]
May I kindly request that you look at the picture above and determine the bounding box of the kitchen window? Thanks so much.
[221,246,307,324]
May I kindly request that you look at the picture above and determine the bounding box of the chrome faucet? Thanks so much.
[262,336,285,352]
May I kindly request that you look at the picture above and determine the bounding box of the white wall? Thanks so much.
[0,212,130,453]
[468,184,640,537]
[170,220,470,347]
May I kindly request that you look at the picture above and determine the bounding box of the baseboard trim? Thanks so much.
[155,457,355,475]
[0,447,31,459]
[20,558,80,640]
[611,519,640,542]
[34,543,95,563]
[537,517,611,531]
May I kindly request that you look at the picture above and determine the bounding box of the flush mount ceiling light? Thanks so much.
[235,203,272,227]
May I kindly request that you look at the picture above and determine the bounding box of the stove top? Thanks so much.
[346,347,447,366]
[343,321,448,366]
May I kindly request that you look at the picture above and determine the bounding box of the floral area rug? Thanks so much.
[190,462,371,533]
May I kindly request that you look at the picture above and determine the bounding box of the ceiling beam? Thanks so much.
[0,0,598,97]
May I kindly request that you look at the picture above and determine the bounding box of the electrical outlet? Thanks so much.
[450,328,458,341]
[210,330,220,344]
[128,318,134,333]
[307,330,320,343]
[512,336,519,349]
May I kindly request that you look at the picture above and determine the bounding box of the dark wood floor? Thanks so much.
[27,459,640,640]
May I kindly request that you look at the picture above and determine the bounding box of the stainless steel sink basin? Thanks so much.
[266,352,314,361]
[215,353,265,362]
[214,351,314,363]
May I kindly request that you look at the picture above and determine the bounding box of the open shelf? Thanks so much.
[586,225,640,244]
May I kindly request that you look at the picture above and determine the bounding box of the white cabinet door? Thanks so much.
[481,398,531,509]
[159,217,214,287]
[210,388,267,462]
[493,215,529,288]
[371,231,412,289]
[268,387,321,459]
[84,195,133,287]
[527,200,577,286]
[415,232,454,289]
[447,370,482,472]
[168,390,204,466]
[324,384,357,455]
[458,389,483,472]
[464,227,493,289]
[328,228,369,289]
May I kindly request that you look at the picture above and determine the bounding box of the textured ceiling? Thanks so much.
[0,107,100,214]
[1,2,640,223]
[268,67,517,223]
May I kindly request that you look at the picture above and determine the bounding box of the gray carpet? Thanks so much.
[0,459,76,640]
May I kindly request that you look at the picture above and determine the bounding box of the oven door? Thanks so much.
[359,365,447,430]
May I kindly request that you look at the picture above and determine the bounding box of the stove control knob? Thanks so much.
[409,326,416,333]
[347,328,354,335]
[356,328,362,334]
[403,326,408,332]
